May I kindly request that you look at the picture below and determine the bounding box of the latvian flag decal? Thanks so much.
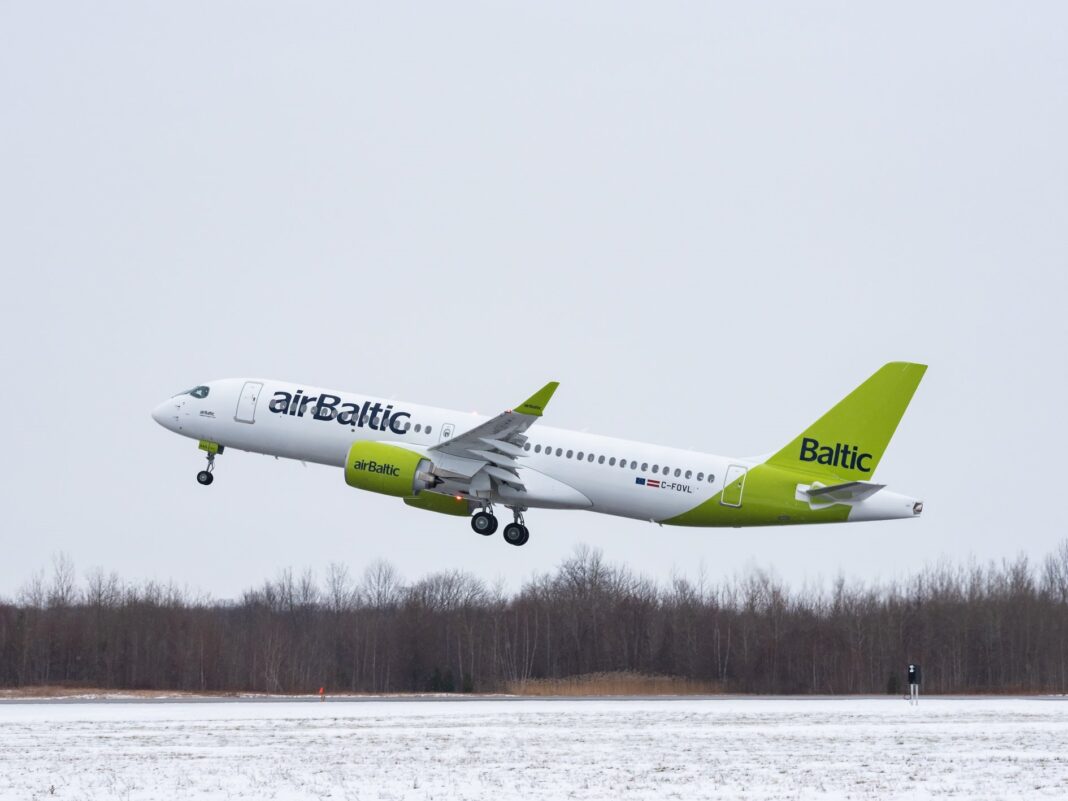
[636,477,660,488]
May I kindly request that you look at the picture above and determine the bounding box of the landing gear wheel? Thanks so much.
[503,523,528,546]
[471,512,498,536]
[197,450,217,486]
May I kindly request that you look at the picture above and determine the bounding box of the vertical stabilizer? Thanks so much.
[766,362,926,481]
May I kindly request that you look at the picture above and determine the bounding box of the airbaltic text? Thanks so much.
[351,460,401,476]
[268,390,411,435]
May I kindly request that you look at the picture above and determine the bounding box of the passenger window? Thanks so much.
[588,453,594,462]
[598,455,605,464]
[556,448,563,457]
[577,451,584,460]
[663,466,670,475]
[630,461,637,469]
[535,444,542,453]
[566,450,573,459]
[697,472,704,481]
[609,457,617,466]
[708,474,716,483]
[425,426,433,435]
[414,424,422,433]
[685,470,692,479]
[652,465,659,474]
[641,462,648,471]
[524,442,531,451]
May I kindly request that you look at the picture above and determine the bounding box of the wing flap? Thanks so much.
[467,449,521,469]
[478,437,528,458]
[483,465,524,488]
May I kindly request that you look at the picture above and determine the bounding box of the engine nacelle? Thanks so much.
[404,493,471,516]
[344,441,435,497]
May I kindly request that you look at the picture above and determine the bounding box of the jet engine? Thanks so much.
[344,441,438,497]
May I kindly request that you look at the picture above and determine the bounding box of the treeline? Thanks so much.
[2,542,1068,695]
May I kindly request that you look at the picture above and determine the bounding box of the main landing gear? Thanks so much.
[470,506,529,546]
[502,508,529,547]
[471,510,498,536]
[502,522,529,547]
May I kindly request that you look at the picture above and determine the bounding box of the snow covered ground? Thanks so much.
[0,696,1065,800]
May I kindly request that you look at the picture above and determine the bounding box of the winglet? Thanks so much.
[515,381,560,417]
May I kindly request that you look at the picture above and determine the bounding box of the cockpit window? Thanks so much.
[174,386,210,399]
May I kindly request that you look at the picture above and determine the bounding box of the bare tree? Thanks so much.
[2,541,1068,694]
[47,553,78,608]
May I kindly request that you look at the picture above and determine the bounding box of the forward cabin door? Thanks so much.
[235,381,263,424]
[720,464,747,507]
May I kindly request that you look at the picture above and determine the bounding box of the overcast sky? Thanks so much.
[1,2,1065,599]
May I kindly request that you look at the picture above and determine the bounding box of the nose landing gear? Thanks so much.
[196,441,223,486]
[196,453,215,486]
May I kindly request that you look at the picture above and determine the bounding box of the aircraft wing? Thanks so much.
[427,381,559,495]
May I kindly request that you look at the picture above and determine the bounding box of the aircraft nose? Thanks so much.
[152,399,179,430]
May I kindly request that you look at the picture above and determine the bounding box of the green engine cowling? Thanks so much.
[345,441,432,496]
[404,493,471,516]
[344,442,473,516]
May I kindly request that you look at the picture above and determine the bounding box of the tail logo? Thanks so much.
[800,437,873,472]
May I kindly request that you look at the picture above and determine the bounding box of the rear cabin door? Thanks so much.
[720,464,748,507]
[235,381,263,424]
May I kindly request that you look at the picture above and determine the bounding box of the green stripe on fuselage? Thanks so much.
[664,361,925,526]
[662,464,851,527]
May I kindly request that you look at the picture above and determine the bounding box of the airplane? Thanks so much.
[151,362,926,546]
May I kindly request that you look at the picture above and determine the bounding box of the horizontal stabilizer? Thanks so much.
[797,481,885,506]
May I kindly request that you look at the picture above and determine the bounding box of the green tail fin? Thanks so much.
[767,362,927,480]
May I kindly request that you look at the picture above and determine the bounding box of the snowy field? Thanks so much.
[0,696,1065,800]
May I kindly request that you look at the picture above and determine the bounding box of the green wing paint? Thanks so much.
[664,362,926,527]
[515,382,560,417]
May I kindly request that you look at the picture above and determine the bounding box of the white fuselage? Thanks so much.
[152,378,921,526]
